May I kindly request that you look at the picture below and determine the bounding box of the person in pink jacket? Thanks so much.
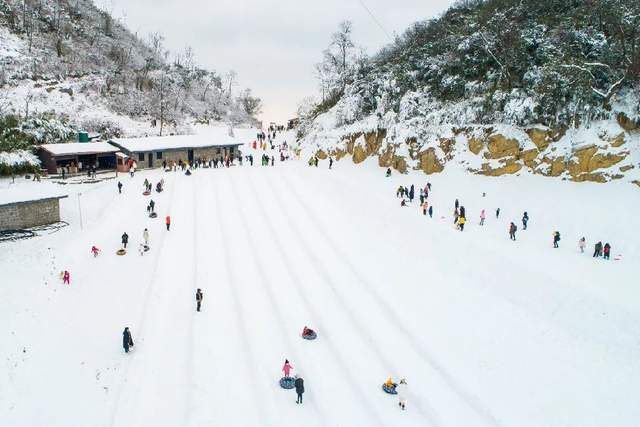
[480,209,486,226]
[282,359,293,377]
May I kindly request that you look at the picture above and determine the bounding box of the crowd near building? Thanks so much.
[36,133,245,176]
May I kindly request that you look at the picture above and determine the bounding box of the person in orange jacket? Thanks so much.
[165,215,171,231]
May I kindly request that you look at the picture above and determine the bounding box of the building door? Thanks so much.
[188,149,194,163]
[148,152,153,168]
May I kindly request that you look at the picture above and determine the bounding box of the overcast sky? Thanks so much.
[96,0,454,124]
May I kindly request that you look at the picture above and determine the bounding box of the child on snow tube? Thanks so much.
[383,377,397,394]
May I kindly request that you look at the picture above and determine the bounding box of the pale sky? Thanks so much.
[97,0,454,124]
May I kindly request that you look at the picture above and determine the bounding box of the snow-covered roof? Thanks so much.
[110,134,244,153]
[38,142,120,156]
[0,187,68,206]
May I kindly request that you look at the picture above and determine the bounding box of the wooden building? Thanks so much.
[37,142,120,175]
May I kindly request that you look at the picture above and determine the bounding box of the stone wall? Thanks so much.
[0,197,65,231]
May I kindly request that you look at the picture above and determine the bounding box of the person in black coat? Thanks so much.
[294,375,304,404]
[123,327,134,353]
[121,232,129,248]
[117,181,123,194]
[196,289,203,312]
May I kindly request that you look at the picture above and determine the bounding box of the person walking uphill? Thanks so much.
[117,181,123,194]
[509,222,517,241]
[196,288,203,312]
[553,231,561,248]
[121,232,129,248]
[396,378,407,410]
[295,374,304,404]
[123,327,134,353]
[165,215,171,231]
[522,212,529,230]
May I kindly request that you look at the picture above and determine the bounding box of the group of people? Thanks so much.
[394,182,616,259]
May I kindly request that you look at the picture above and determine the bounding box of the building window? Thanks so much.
[156,151,163,159]
[138,153,145,161]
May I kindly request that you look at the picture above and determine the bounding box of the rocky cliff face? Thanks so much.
[304,112,640,187]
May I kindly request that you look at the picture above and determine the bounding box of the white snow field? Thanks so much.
[1,138,639,427]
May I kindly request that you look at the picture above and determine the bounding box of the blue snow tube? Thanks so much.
[302,331,317,340]
[279,377,295,389]
[382,384,397,395]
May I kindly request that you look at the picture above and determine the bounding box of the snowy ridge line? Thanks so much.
[259,170,441,425]
[275,169,500,427]
[210,174,273,425]
[108,172,180,427]
[243,170,389,427]
[225,170,327,425]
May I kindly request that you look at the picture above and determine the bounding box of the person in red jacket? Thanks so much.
[91,246,100,257]
[165,215,171,231]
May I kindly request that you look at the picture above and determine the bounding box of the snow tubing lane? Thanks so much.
[279,377,295,389]
[143,191,151,196]
[116,249,127,256]
[382,384,398,395]
[302,331,317,340]
[149,212,158,218]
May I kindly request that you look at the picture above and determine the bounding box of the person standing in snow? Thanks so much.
[118,181,123,194]
[409,185,415,203]
[165,216,171,231]
[428,205,433,218]
[386,168,391,177]
[63,270,70,285]
[522,212,529,230]
[396,378,407,410]
[122,327,134,353]
[603,243,611,260]
[455,199,459,209]
[457,215,466,231]
[421,201,428,216]
[314,157,319,167]
[282,359,293,378]
[480,209,486,226]
[453,208,459,224]
[419,189,424,205]
[396,186,403,198]
[593,241,603,257]
[459,205,465,218]
[121,232,129,249]
[553,231,561,248]
[496,208,501,218]
[91,246,100,257]
[196,289,203,312]
[329,158,333,169]
[509,222,517,241]
[295,374,304,404]
[149,199,155,213]
[578,237,586,253]
[143,228,149,246]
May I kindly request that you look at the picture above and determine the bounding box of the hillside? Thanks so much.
[299,0,640,186]
[0,0,261,172]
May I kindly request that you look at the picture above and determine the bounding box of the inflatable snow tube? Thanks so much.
[302,331,317,340]
[279,377,295,389]
[185,170,192,176]
[382,384,397,395]
[149,212,158,218]
[143,191,151,196]
[143,245,150,252]
[116,249,127,256]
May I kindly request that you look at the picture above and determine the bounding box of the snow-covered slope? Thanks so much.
[1,136,638,426]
